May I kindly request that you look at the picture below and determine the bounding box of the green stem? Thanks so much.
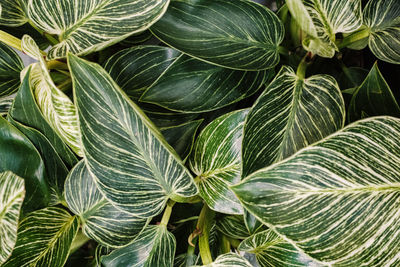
[278,46,289,56]
[297,54,309,79]
[197,205,215,265]
[220,235,231,254]
[0,30,23,51]
[28,20,59,45]
[337,28,370,49]
[160,200,175,227]
[47,60,69,70]
[186,237,197,267]
[69,230,90,255]
[226,237,241,249]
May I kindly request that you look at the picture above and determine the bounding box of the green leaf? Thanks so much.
[0,23,51,50]
[101,225,176,267]
[4,207,79,267]
[242,66,345,177]
[0,0,26,26]
[244,211,263,236]
[232,116,400,265]
[337,66,368,90]
[349,63,400,122]
[239,229,322,267]
[26,0,170,59]
[216,215,249,240]
[0,116,50,212]
[364,0,400,64]
[64,160,148,248]
[151,0,284,71]
[194,252,253,267]
[0,42,23,97]
[68,54,198,218]
[0,171,24,265]
[0,93,14,116]
[189,109,249,215]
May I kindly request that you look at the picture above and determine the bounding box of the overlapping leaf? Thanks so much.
[233,117,400,265]
[0,93,14,116]
[69,54,198,218]
[0,172,24,265]
[0,0,26,26]
[151,0,284,70]
[0,42,23,97]
[193,253,253,267]
[216,215,250,240]
[242,66,345,177]
[26,0,170,59]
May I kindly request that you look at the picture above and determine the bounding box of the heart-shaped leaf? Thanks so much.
[193,252,253,267]
[242,66,345,177]
[26,0,170,59]
[69,54,198,218]
[0,171,24,265]
[0,42,23,97]
[233,116,400,265]
[151,0,284,70]
[0,0,26,26]
[64,160,148,248]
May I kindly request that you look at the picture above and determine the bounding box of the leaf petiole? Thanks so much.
[336,28,370,49]
[197,205,215,265]
[160,200,176,227]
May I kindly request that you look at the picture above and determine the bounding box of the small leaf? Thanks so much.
[101,225,176,267]
[193,252,253,267]
[189,109,249,215]
[64,161,148,248]
[0,42,23,97]
[4,207,79,267]
[216,215,250,240]
[0,0,26,26]
[0,171,24,265]
[151,0,284,70]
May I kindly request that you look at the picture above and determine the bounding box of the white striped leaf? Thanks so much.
[0,0,26,26]
[363,0,400,64]
[26,0,170,59]
[0,171,24,265]
[0,42,23,97]
[238,230,322,267]
[216,215,250,240]
[3,207,79,267]
[151,0,284,71]
[101,225,176,267]
[64,160,148,248]
[0,93,14,116]
[189,109,249,215]
[242,66,345,177]
[68,54,198,218]
[194,252,253,267]
[21,35,83,157]
[233,116,400,265]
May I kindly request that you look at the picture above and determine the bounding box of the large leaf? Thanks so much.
[349,63,400,122]
[151,0,284,71]
[238,230,321,267]
[242,66,345,177]
[68,54,198,218]
[364,0,400,64]
[189,109,249,215]
[0,172,24,265]
[64,161,148,248]
[233,116,400,265]
[101,225,176,267]
[194,253,253,267]
[4,207,79,267]
[26,0,170,59]
[0,0,26,26]
[0,42,23,97]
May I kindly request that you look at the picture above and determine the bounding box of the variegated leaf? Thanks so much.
[0,0,26,26]
[0,41,23,97]
[68,54,198,218]
[0,93,14,116]
[64,160,148,248]
[151,0,284,71]
[242,66,345,177]
[101,225,176,267]
[0,171,24,265]
[190,109,249,215]
[4,207,79,267]
[238,230,322,267]
[194,252,253,267]
[233,117,400,265]
[363,0,400,64]
[216,215,250,240]
[26,0,170,59]
[21,35,83,156]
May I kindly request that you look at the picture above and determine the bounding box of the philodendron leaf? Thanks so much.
[364,0,400,64]
[242,66,345,177]
[64,161,148,248]
[0,94,15,116]
[238,230,322,267]
[194,252,253,267]
[216,215,250,240]
[349,63,400,122]
[25,0,170,59]
[189,109,249,215]
[21,35,83,157]
[233,117,400,265]
[4,207,79,267]
[68,54,198,218]
[151,0,284,71]
[101,225,176,267]
[0,172,24,265]
[0,42,23,97]
[0,0,26,26]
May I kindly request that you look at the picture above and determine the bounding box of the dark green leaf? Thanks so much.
[0,0,26,26]
[0,42,23,97]
[193,252,253,267]
[216,215,249,240]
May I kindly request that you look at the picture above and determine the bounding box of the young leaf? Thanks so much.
[0,0,26,26]
[64,161,148,248]
[0,172,24,265]
[26,0,170,59]
[68,54,198,218]
[349,63,400,122]
[151,0,284,71]
[193,252,253,267]
[3,207,79,267]
[233,116,400,265]
[189,109,249,215]
[242,66,345,177]
[0,42,23,97]
[101,225,176,267]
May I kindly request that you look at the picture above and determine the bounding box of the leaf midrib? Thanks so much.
[283,184,400,194]
[0,188,23,222]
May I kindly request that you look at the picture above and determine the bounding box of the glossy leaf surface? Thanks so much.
[0,0,26,26]
[0,42,23,97]
[216,215,249,240]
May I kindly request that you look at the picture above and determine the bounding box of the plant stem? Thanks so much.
[226,236,241,249]
[69,229,90,255]
[297,53,310,79]
[160,200,176,227]
[278,46,289,56]
[0,30,23,51]
[220,235,231,254]
[186,236,197,267]
[336,28,370,49]
[28,20,59,45]
[47,60,69,70]
[197,205,215,265]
